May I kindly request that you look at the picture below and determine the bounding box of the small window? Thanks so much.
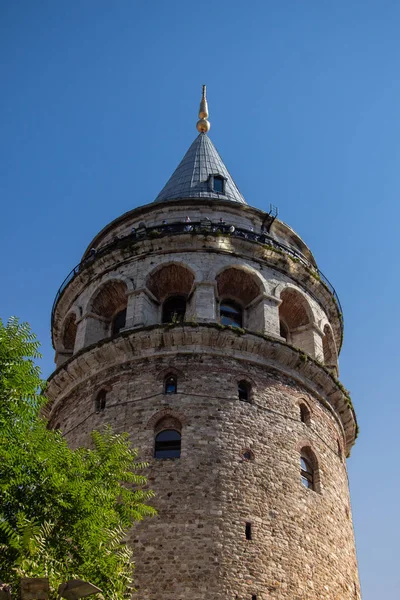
[154,429,181,459]
[252,596,257,600]
[241,448,254,461]
[299,403,311,425]
[95,390,107,413]
[238,380,251,402]
[162,295,186,324]
[213,175,224,193]
[220,301,243,328]
[245,522,252,540]
[164,374,177,394]
[112,308,126,335]
[300,456,314,490]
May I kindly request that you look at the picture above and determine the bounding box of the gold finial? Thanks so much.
[196,85,211,133]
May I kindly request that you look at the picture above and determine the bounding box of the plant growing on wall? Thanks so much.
[0,317,156,600]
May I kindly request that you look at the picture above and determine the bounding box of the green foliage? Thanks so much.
[0,318,155,599]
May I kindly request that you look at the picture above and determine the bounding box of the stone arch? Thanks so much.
[84,279,128,345]
[82,274,134,314]
[322,323,338,374]
[153,414,182,436]
[90,279,128,318]
[146,262,196,302]
[146,262,195,324]
[157,366,186,382]
[216,265,266,307]
[278,286,317,357]
[146,409,188,430]
[216,265,266,329]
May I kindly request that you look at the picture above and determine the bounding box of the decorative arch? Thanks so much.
[216,265,266,307]
[83,279,128,343]
[146,263,195,324]
[82,275,134,314]
[90,279,128,319]
[216,265,266,329]
[146,409,188,431]
[157,366,186,382]
[146,262,195,303]
[153,414,182,435]
[278,286,317,356]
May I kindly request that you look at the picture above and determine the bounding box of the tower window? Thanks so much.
[112,308,127,335]
[154,429,181,459]
[300,456,314,490]
[252,596,257,600]
[220,301,243,328]
[95,390,107,413]
[241,448,254,461]
[299,403,311,425]
[245,522,252,540]
[162,295,186,324]
[213,175,224,193]
[164,373,177,394]
[238,380,251,402]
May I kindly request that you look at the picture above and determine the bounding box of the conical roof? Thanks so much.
[154,133,247,204]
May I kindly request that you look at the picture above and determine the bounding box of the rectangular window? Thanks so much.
[245,522,252,540]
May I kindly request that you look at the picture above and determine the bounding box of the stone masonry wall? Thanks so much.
[49,350,360,600]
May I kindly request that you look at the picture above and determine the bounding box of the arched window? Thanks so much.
[238,380,251,402]
[164,374,177,394]
[112,308,127,335]
[162,295,187,324]
[300,455,314,489]
[95,390,107,413]
[220,301,243,327]
[154,429,181,459]
[299,403,311,425]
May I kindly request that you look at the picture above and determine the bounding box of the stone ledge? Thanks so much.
[46,323,357,453]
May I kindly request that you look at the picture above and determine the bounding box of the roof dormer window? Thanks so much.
[213,175,224,193]
[208,174,225,194]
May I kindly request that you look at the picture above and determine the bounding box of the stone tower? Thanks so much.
[47,88,360,600]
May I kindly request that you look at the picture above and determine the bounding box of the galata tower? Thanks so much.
[47,87,360,600]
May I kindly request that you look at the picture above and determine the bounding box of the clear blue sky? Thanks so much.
[1,2,399,597]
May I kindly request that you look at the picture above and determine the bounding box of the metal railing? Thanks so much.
[51,220,342,329]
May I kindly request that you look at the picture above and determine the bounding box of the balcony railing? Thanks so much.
[51,220,343,330]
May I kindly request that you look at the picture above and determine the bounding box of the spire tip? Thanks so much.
[197,85,210,133]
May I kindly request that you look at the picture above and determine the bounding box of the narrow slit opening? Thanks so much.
[245,522,252,540]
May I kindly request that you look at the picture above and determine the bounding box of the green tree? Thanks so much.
[0,317,156,599]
